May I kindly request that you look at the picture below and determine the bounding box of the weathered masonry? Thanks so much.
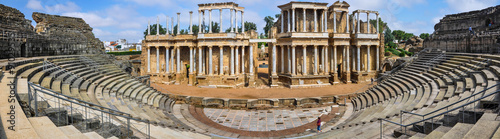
[268,1,384,88]
[141,2,259,88]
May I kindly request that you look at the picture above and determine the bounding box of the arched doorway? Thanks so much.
[20,43,26,57]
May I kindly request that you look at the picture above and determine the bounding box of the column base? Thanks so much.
[269,75,279,88]
[188,73,196,86]
[342,72,351,83]
[331,73,339,84]
[175,73,182,85]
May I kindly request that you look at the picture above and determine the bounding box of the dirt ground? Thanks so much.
[151,60,377,99]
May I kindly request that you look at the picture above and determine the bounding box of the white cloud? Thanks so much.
[26,0,80,14]
[445,0,498,13]
[26,0,43,10]
[62,12,115,27]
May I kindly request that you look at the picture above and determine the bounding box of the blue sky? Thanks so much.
[2,0,499,43]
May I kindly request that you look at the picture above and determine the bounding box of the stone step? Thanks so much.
[423,125,451,139]
[440,123,474,139]
[463,113,500,139]
[58,125,89,139]
[28,116,69,139]
[82,132,105,139]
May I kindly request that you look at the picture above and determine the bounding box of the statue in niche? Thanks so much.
[298,64,302,75]
[214,65,218,74]
[319,64,323,73]
[224,66,229,75]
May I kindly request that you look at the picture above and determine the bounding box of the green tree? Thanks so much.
[211,22,220,33]
[384,28,395,45]
[143,24,167,38]
[392,30,406,41]
[370,17,387,34]
[419,33,430,40]
[173,24,178,35]
[240,21,257,32]
[191,25,199,35]
[275,14,281,19]
[263,16,275,37]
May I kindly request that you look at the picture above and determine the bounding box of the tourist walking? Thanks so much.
[317,117,322,132]
[371,78,374,84]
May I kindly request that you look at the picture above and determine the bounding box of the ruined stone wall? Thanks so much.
[424,5,500,53]
[0,4,104,59]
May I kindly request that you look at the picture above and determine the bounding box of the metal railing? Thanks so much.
[378,81,500,138]
[27,82,150,138]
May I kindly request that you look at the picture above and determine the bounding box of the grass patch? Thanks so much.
[107,51,142,55]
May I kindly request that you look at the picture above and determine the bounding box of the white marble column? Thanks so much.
[241,11,245,33]
[292,8,295,32]
[147,20,150,35]
[170,47,174,73]
[236,46,239,75]
[367,13,370,34]
[334,46,337,73]
[314,9,317,32]
[209,10,212,33]
[219,9,223,33]
[171,17,174,35]
[230,9,234,33]
[202,11,205,33]
[324,46,328,74]
[272,44,277,75]
[303,46,307,75]
[209,46,213,75]
[346,12,349,33]
[235,10,239,33]
[333,11,336,33]
[292,46,296,75]
[166,47,170,72]
[357,46,360,72]
[177,13,180,35]
[156,16,159,35]
[199,47,202,75]
[220,46,224,75]
[249,45,254,75]
[166,16,170,35]
[314,45,318,75]
[376,14,379,34]
[198,11,202,34]
[367,46,370,72]
[346,46,350,71]
[176,47,180,73]
[376,46,380,71]
[241,46,245,73]
[324,9,327,32]
[147,47,150,72]
[357,12,360,33]
[230,46,235,75]
[342,46,345,71]
[303,8,306,32]
[189,11,193,34]
[189,47,193,73]
[280,46,284,73]
[287,46,291,73]
[156,47,160,73]
[287,10,291,32]
[281,11,284,33]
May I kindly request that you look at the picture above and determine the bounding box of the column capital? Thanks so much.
[166,46,170,49]
[177,12,180,15]
[208,45,213,48]
[356,45,361,48]
[155,46,159,48]
[314,45,318,48]
[291,45,297,48]
[230,45,235,48]
[189,11,193,14]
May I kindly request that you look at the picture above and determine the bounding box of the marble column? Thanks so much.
[166,16,170,35]
[209,10,212,33]
[209,46,213,75]
[230,46,235,75]
[367,13,370,34]
[171,17,174,35]
[219,9,223,33]
[287,10,291,32]
[303,46,307,75]
[292,8,295,32]
[333,11,336,33]
[303,8,306,32]
[198,11,202,34]
[314,45,318,75]
[272,44,277,76]
[166,47,170,72]
[324,45,328,74]
[346,12,349,33]
[235,10,239,33]
[230,9,234,33]
[281,46,284,73]
[367,46,370,72]
[334,46,337,73]
[236,46,239,75]
[176,47,180,73]
[189,11,193,34]
[376,14,379,34]
[292,46,296,75]
[147,20,150,35]
[342,46,345,71]
[357,12,360,33]
[241,11,245,33]
[202,11,205,33]
[220,46,224,75]
[189,47,193,73]
[199,47,202,75]
[287,46,291,73]
[156,16,159,35]
[347,45,350,71]
[357,45,360,72]
[249,45,254,75]
[324,9,327,32]
[314,9,317,32]
[177,13,180,35]
[281,11,284,33]
[147,47,150,72]
[170,47,174,73]
[156,46,160,73]
[376,46,380,71]
[241,46,245,73]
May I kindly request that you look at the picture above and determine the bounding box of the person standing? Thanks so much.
[317,117,322,132]
[371,78,374,85]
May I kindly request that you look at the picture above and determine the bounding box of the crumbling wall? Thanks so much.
[0,4,104,59]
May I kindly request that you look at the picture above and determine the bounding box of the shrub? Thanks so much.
[399,52,406,57]
[384,52,391,56]
[106,51,142,55]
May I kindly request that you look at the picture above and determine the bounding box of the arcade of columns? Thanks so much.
[268,1,383,87]
[142,2,257,87]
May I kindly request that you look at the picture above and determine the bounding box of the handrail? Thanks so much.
[379,82,500,137]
